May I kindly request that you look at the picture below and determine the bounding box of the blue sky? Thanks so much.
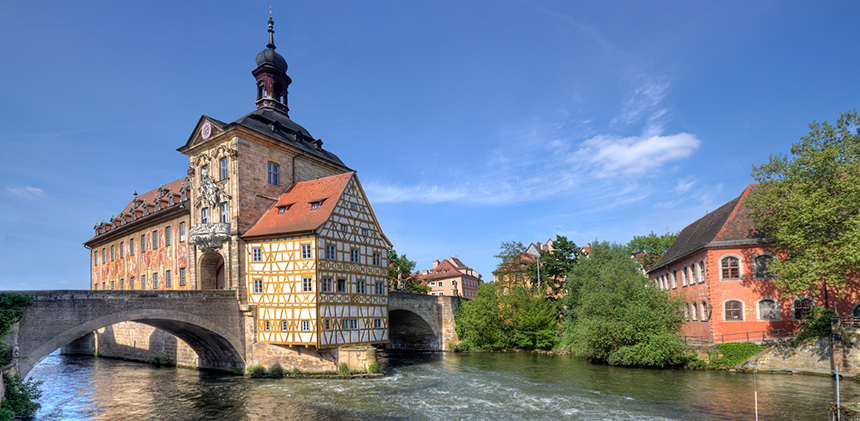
[1,1,859,290]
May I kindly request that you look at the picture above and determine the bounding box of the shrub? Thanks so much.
[246,365,266,378]
[149,354,174,367]
[337,362,350,376]
[1,373,42,420]
[268,365,286,378]
[0,293,33,365]
[229,367,243,375]
[367,362,380,373]
[793,307,835,345]
[290,367,302,376]
[708,343,763,368]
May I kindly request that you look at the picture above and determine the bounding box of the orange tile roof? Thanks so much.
[242,172,355,238]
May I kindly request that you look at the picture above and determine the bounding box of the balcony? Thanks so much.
[189,223,230,253]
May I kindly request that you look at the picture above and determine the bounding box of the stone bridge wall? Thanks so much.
[7,290,246,377]
[388,292,460,350]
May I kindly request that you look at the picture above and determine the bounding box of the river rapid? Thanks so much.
[28,350,855,420]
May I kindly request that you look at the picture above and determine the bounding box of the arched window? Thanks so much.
[672,270,677,288]
[691,302,698,321]
[758,298,780,321]
[701,300,708,321]
[682,266,689,287]
[690,263,698,284]
[684,304,690,321]
[754,254,775,279]
[725,300,743,321]
[721,256,740,280]
[852,304,860,319]
[698,260,706,283]
[793,298,814,320]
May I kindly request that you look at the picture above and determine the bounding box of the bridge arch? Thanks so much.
[388,309,439,350]
[11,291,245,378]
[387,292,460,351]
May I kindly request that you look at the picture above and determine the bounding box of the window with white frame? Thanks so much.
[691,302,698,321]
[119,242,124,258]
[179,268,186,286]
[179,222,186,242]
[350,203,357,211]
[220,202,228,223]
[682,267,688,287]
[165,226,171,246]
[268,162,280,185]
[362,229,368,236]
[725,300,743,321]
[758,298,780,321]
[130,238,135,255]
[326,244,336,260]
[350,249,359,263]
[337,279,346,293]
[701,300,708,321]
[152,272,158,289]
[119,278,124,290]
[671,270,677,289]
[690,263,697,283]
[111,245,115,261]
[141,274,147,290]
[264,320,270,331]
[754,254,775,279]
[94,251,98,266]
[350,319,357,330]
[324,319,330,330]
[794,298,814,320]
[684,304,690,320]
[721,256,740,280]
[301,320,310,331]
[303,277,312,292]
[165,270,171,288]
[301,244,312,259]
[698,261,706,283]
[341,224,347,232]
[375,282,383,295]
[311,201,321,210]
[152,230,159,249]
[253,279,263,294]
[374,319,382,328]
[220,157,228,180]
[281,320,288,331]
[130,276,135,290]
[201,207,209,224]
[140,235,146,252]
[357,280,365,294]
[373,252,381,266]
[252,248,261,262]
[323,277,332,292]
[110,280,115,290]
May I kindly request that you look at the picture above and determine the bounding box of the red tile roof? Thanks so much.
[242,172,355,238]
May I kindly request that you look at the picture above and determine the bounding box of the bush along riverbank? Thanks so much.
[242,362,382,379]
[0,292,41,420]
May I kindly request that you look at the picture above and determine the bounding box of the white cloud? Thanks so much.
[7,186,46,199]
[675,179,697,194]
[576,132,701,178]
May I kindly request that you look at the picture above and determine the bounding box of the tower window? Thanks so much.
[220,157,228,180]
[268,162,280,185]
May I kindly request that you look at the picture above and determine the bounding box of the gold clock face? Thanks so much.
[201,121,212,140]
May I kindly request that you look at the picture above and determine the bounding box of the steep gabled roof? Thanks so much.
[242,172,354,238]
[649,184,762,273]
[85,178,186,245]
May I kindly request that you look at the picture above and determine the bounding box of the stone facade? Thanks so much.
[388,292,460,350]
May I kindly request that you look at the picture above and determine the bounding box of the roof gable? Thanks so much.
[242,172,354,238]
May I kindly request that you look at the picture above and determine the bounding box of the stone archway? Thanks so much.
[388,309,439,350]
[199,252,225,289]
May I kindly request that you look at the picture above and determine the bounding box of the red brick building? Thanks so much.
[418,257,483,299]
[648,184,860,342]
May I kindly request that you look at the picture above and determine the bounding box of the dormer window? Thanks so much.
[311,200,323,210]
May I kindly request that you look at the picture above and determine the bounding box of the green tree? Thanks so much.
[625,231,677,271]
[455,283,559,350]
[387,249,430,294]
[454,283,511,349]
[745,110,860,305]
[561,241,687,367]
[493,241,526,268]
[1,373,42,420]
[528,235,580,299]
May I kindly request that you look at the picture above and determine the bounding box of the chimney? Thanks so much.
[432,260,440,269]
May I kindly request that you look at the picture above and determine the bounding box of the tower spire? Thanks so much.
[267,13,276,50]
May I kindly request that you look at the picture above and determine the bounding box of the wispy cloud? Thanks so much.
[575,132,700,178]
[365,77,702,208]
[7,186,46,199]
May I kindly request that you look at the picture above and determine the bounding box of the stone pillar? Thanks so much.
[60,332,95,356]
[337,346,377,371]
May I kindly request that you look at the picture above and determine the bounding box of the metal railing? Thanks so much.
[684,328,795,346]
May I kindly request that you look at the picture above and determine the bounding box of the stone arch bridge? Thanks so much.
[3,290,459,378]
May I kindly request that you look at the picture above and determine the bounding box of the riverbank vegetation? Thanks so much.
[0,293,33,365]
[0,373,42,421]
[456,240,689,367]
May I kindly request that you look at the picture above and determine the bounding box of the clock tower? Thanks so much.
[252,16,291,115]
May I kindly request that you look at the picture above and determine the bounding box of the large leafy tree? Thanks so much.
[387,249,430,294]
[493,241,526,268]
[625,231,677,271]
[561,241,687,367]
[528,235,580,299]
[745,110,860,305]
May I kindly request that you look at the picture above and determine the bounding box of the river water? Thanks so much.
[28,350,855,420]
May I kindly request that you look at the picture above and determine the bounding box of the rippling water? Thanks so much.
[28,350,855,420]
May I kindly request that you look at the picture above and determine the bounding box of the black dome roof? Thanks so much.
[255,48,287,73]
